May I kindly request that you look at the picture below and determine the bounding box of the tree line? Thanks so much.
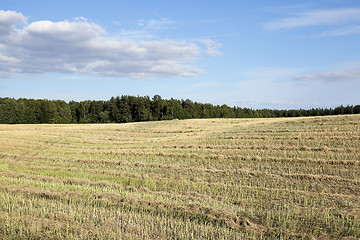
[0,95,359,124]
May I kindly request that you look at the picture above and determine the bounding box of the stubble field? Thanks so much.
[0,115,359,239]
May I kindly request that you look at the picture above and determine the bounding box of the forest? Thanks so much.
[0,95,359,124]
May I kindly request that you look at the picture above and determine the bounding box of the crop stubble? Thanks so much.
[0,115,359,239]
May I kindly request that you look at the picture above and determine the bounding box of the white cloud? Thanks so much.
[0,54,19,63]
[0,10,221,79]
[0,10,26,35]
[293,70,360,82]
[264,8,360,31]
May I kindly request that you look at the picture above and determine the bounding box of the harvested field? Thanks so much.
[0,115,359,239]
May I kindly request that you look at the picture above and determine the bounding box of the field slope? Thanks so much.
[0,115,359,239]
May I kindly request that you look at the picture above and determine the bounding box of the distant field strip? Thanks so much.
[0,116,359,239]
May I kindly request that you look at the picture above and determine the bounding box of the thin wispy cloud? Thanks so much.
[140,18,176,30]
[316,25,360,37]
[264,8,360,34]
[0,10,221,79]
[293,70,360,82]
[198,39,223,57]
[117,18,176,40]
[241,67,302,82]
[186,81,219,91]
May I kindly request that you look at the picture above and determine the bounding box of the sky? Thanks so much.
[1,0,360,109]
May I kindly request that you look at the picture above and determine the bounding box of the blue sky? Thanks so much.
[1,0,359,109]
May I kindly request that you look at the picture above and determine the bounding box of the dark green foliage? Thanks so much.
[78,100,92,123]
[132,96,152,122]
[117,96,132,123]
[0,98,22,124]
[109,97,121,123]
[0,96,358,124]
[151,95,162,121]
[354,105,360,114]
[69,101,81,123]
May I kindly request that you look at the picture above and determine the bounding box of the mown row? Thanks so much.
[0,115,359,239]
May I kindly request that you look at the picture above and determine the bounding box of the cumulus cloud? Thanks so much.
[0,10,26,35]
[293,70,360,82]
[264,8,360,32]
[0,10,221,78]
